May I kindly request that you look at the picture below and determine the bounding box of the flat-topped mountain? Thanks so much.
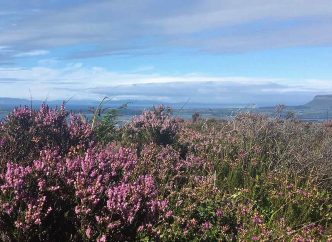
[304,95,332,109]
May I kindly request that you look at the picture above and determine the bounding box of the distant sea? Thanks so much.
[0,106,330,122]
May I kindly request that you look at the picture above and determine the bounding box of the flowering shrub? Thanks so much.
[123,105,180,146]
[156,179,240,241]
[0,104,93,166]
[0,149,76,241]
[67,145,168,241]
[0,104,331,241]
[0,144,168,241]
[157,178,331,241]
[136,144,211,195]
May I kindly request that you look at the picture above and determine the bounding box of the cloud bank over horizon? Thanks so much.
[0,64,330,106]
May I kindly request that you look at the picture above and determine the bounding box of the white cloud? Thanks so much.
[14,49,49,57]
[0,64,330,105]
[0,46,13,53]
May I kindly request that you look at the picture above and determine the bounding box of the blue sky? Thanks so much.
[0,0,332,106]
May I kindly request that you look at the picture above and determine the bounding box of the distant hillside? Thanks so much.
[304,95,332,109]
[0,97,32,106]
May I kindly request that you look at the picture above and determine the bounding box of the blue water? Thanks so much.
[0,107,330,122]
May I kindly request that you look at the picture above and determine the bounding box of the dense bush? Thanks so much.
[135,144,210,196]
[0,104,331,241]
[122,105,180,146]
[0,144,168,241]
[0,104,92,165]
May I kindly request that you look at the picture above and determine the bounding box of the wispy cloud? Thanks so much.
[0,0,331,59]
[14,50,49,57]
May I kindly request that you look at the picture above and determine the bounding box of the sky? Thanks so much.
[0,0,332,106]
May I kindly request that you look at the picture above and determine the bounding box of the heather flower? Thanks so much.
[165,210,173,218]
[202,221,211,230]
[85,226,92,238]
[215,209,223,217]
[252,235,259,241]
[97,235,107,242]
[252,213,263,225]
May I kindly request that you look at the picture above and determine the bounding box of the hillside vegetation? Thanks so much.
[0,104,331,241]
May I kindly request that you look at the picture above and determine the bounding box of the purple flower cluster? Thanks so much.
[0,144,167,241]
[68,145,168,240]
[0,149,64,235]
[0,104,93,164]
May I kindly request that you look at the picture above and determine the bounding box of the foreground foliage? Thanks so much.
[0,104,331,241]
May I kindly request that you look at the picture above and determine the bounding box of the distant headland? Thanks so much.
[303,95,332,109]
